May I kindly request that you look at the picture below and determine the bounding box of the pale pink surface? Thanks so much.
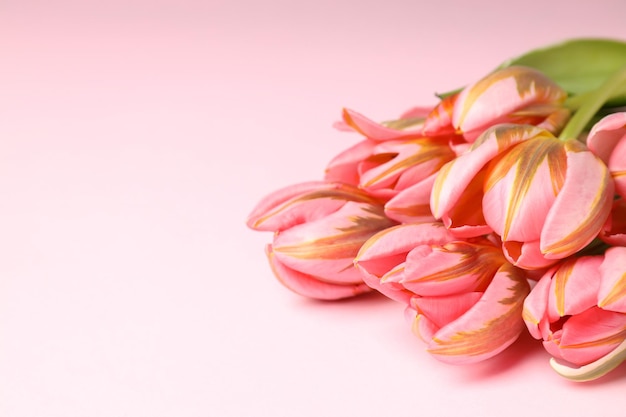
[3,1,626,416]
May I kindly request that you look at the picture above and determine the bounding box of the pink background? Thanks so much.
[2,1,626,415]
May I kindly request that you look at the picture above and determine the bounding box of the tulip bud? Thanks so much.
[248,181,396,299]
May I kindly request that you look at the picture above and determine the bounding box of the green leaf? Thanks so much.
[497,38,626,96]
[437,38,626,104]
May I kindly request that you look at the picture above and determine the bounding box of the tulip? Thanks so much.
[355,223,530,363]
[586,112,626,198]
[483,132,613,269]
[423,66,570,142]
[523,249,626,380]
[431,123,614,269]
[247,181,396,300]
[430,124,545,238]
[418,262,530,364]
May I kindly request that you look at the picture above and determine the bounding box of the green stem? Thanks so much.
[559,64,626,140]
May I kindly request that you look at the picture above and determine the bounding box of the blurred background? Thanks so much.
[2,1,626,416]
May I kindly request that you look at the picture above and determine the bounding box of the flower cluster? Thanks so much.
[247,39,626,381]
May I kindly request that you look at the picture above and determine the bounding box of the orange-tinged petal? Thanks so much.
[273,202,395,284]
[430,124,545,236]
[401,241,504,296]
[247,181,379,231]
[598,247,626,313]
[341,108,423,141]
[422,93,458,136]
[550,338,626,382]
[266,245,372,300]
[523,268,554,340]
[547,256,603,321]
[427,263,530,364]
[453,66,567,141]
[384,174,436,224]
[355,223,457,303]
[541,141,614,259]
[556,307,626,366]
[483,136,565,242]
[502,239,559,270]
[358,138,455,198]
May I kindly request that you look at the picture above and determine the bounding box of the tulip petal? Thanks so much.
[609,135,626,198]
[547,256,603,321]
[599,199,626,246]
[430,124,544,235]
[557,307,626,366]
[412,312,440,342]
[453,66,567,140]
[355,223,456,303]
[411,292,482,329]
[427,263,530,364]
[341,108,423,141]
[483,136,565,243]
[422,94,458,136]
[266,245,372,300]
[522,269,554,340]
[401,241,503,296]
[358,138,454,198]
[273,202,394,284]
[550,337,626,382]
[325,140,377,186]
[586,112,626,164]
[247,181,378,231]
[541,141,614,258]
[598,247,626,313]
[502,239,558,270]
[384,174,436,223]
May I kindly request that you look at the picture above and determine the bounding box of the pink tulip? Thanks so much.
[419,263,530,364]
[431,123,614,269]
[430,124,545,238]
[355,223,530,363]
[423,66,570,142]
[247,181,396,300]
[586,112,626,198]
[483,133,613,269]
[523,250,626,378]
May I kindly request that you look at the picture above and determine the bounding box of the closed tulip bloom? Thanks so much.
[431,123,614,269]
[423,66,570,142]
[430,124,546,238]
[415,262,530,364]
[586,112,626,198]
[356,223,530,363]
[483,132,613,269]
[247,181,396,300]
[524,250,626,380]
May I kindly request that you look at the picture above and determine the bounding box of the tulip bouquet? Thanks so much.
[247,38,626,382]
